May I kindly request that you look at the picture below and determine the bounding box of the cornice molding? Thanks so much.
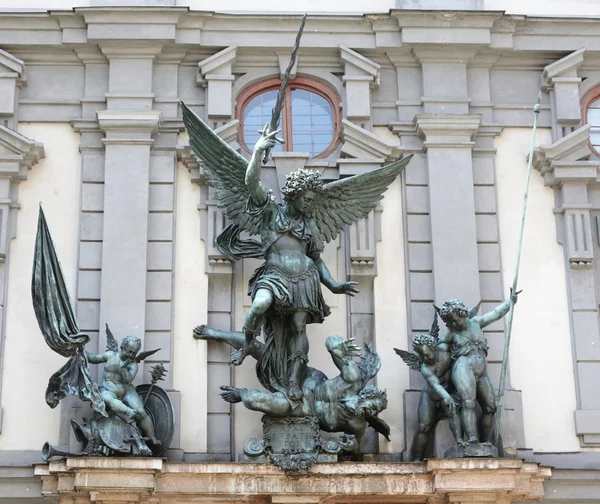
[0,125,44,181]
[340,120,401,161]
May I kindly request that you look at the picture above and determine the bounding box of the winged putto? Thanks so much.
[32,207,173,459]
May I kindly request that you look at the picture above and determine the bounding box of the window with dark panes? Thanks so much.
[238,78,340,159]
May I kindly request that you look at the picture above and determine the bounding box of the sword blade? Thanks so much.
[263,13,307,163]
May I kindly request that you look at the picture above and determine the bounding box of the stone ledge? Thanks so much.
[35,458,550,503]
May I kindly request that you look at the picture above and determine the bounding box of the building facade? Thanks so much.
[0,0,599,502]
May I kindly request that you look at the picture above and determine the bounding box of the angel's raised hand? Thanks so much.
[254,125,282,153]
[331,281,359,297]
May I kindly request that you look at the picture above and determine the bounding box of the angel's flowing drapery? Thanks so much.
[32,206,106,416]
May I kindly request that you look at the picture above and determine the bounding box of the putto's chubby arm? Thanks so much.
[85,350,112,364]
[476,294,515,328]
[421,364,452,401]
[245,126,278,206]
[325,335,361,384]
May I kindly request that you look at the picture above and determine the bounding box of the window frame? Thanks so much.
[581,85,600,157]
[236,77,341,159]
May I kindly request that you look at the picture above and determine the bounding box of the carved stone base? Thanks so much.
[242,416,341,473]
[444,442,498,458]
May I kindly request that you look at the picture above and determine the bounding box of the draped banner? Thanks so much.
[31,206,106,416]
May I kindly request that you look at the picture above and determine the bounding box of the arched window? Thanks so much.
[582,86,600,155]
[237,77,340,158]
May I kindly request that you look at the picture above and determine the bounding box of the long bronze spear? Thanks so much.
[492,91,542,448]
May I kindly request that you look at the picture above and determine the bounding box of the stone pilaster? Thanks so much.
[534,125,600,447]
[97,110,161,354]
[178,123,239,460]
[415,114,482,306]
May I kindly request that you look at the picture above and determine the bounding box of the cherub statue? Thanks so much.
[85,325,160,449]
[195,325,390,457]
[436,291,519,444]
[33,207,174,459]
[395,315,464,460]
[182,104,411,401]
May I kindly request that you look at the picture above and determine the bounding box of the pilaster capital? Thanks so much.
[199,46,237,77]
[340,46,380,87]
[542,47,585,89]
[97,110,161,145]
[415,114,481,148]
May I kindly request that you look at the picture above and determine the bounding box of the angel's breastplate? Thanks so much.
[261,205,322,254]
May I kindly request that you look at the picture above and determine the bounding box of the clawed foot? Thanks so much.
[287,380,303,401]
[149,437,161,446]
[456,438,469,447]
[467,436,479,444]
[220,385,243,403]
[481,441,493,447]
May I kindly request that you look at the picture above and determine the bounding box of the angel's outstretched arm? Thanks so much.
[312,253,359,296]
[245,126,278,205]
[86,350,111,364]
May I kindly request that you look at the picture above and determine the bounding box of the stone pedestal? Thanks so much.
[36,457,550,503]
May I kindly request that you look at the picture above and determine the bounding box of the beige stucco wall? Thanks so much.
[0,123,80,450]
[372,127,409,455]
[172,159,208,453]
[495,127,580,452]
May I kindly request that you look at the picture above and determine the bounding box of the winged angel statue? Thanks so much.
[183,103,412,402]
[32,207,173,458]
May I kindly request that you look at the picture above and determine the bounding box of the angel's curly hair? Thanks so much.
[121,335,141,350]
[358,385,388,408]
[281,168,324,202]
[437,299,469,323]
[412,333,437,350]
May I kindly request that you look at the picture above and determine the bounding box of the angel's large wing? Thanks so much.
[181,102,262,235]
[310,155,412,243]
[105,323,118,353]
[357,343,381,387]
[394,348,422,371]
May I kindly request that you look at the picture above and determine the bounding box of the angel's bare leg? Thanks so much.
[229,289,273,366]
[220,386,291,416]
[287,311,309,401]
[193,325,264,361]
